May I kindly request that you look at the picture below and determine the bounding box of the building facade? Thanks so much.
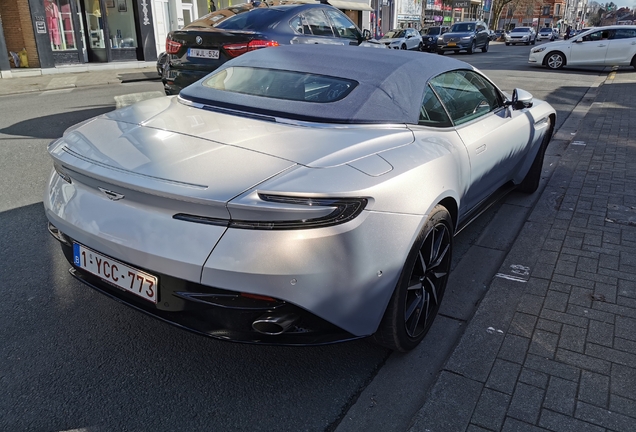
[0,0,157,71]
[499,0,567,31]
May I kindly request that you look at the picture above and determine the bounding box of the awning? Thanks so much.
[327,0,373,11]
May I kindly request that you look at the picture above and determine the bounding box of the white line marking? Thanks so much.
[494,273,528,282]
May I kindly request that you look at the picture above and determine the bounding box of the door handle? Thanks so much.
[598,44,607,47]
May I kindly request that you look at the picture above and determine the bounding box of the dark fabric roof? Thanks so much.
[179,44,473,124]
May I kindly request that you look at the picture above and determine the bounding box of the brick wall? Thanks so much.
[0,0,40,68]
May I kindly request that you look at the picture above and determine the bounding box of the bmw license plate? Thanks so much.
[188,48,220,59]
[73,243,158,303]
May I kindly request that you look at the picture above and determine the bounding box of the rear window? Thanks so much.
[214,8,283,30]
[202,67,358,103]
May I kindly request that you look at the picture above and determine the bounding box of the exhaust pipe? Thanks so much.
[252,313,299,335]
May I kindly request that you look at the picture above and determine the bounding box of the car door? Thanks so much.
[476,23,486,46]
[569,30,608,65]
[412,28,421,49]
[605,28,636,65]
[429,70,532,212]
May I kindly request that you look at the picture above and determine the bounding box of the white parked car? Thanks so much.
[505,27,536,45]
[529,25,636,69]
[380,28,423,51]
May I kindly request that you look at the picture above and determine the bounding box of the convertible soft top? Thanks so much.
[179,44,473,124]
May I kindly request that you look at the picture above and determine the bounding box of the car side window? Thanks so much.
[289,14,310,35]
[583,31,603,41]
[324,9,360,40]
[304,9,335,37]
[419,86,452,127]
[614,29,636,39]
[429,70,503,126]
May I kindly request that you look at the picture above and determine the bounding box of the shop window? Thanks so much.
[45,0,77,50]
[107,0,139,48]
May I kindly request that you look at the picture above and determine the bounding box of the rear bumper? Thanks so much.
[53,227,360,346]
[162,66,213,95]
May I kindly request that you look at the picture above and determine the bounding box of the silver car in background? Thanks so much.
[45,45,555,351]
[505,27,537,45]
[380,28,423,50]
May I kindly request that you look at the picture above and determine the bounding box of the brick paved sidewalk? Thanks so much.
[409,69,636,432]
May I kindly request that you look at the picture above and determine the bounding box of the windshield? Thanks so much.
[202,67,358,103]
[511,28,530,33]
[382,30,405,39]
[214,8,283,30]
[450,23,474,32]
[425,27,441,35]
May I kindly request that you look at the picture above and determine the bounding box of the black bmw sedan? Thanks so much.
[162,1,375,95]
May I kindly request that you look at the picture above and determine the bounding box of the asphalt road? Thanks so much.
[0,41,611,432]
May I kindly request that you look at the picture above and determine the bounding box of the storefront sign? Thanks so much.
[35,18,46,34]
[398,14,421,21]
[453,0,469,8]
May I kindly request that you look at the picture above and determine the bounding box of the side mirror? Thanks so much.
[507,88,533,110]
[362,29,371,40]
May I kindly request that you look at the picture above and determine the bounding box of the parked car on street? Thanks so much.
[436,20,490,54]
[537,27,558,41]
[161,1,375,95]
[529,25,636,69]
[380,28,423,50]
[505,27,537,45]
[45,44,555,352]
[420,26,449,52]
[494,29,506,39]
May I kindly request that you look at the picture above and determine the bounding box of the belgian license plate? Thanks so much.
[73,243,158,303]
[448,42,456,47]
[188,48,220,59]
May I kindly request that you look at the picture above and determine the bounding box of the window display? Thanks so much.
[107,0,138,48]
[45,0,77,50]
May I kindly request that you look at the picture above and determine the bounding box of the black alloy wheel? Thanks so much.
[481,41,489,52]
[467,40,475,54]
[373,205,453,352]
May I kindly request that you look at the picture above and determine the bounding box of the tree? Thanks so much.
[490,0,517,29]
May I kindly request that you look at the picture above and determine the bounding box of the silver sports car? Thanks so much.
[45,45,555,351]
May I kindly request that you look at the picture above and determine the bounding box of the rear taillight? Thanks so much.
[166,39,182,54]
[223,39,279,58]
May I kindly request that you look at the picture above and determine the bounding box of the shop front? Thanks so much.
[31,0,157,66]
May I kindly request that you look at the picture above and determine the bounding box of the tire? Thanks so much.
[418,42,424,52]
[373,205,453,352]
[631,55,636,70]
[481,41,489,52]
[518,118,552,193]
[467,40,475,54]
[546,51,565,69]
[531,38,536,45]
[437,50,445,55]
[505,42,510,46]
[525,41,530,45]
[401,44,407,50]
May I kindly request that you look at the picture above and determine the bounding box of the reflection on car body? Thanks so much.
[45,45,556,352]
